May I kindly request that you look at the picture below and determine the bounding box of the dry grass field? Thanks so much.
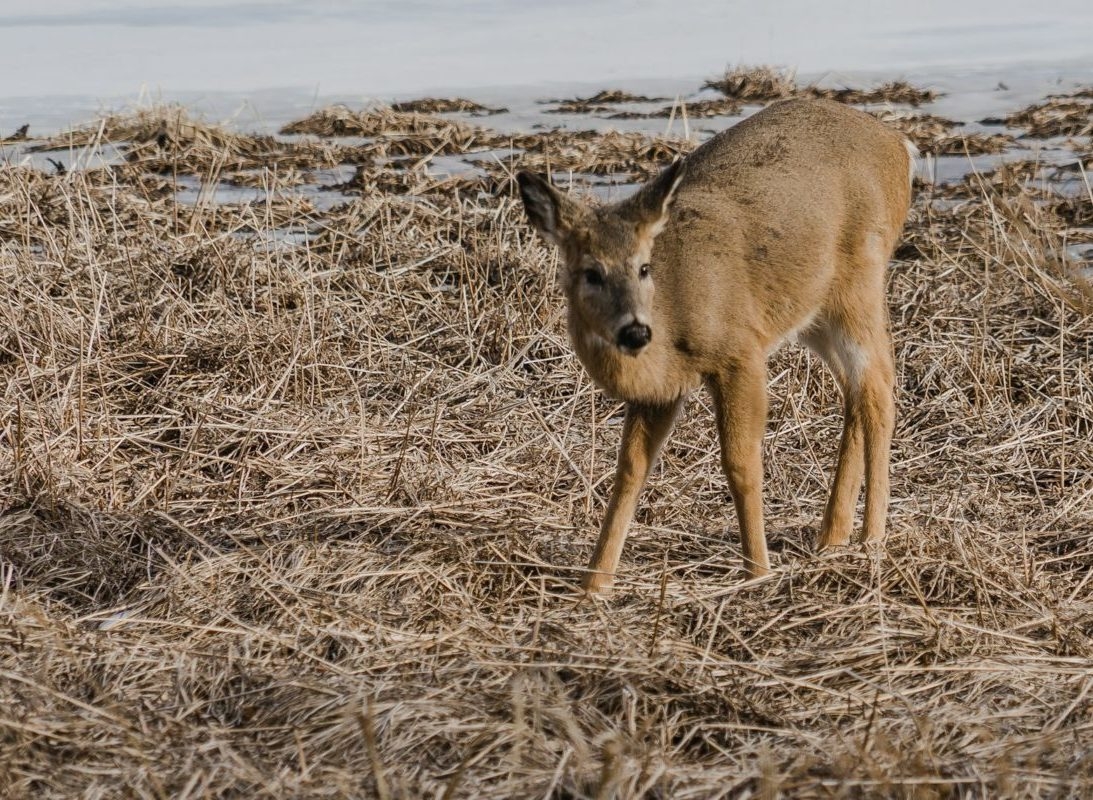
[2,74,1093,797]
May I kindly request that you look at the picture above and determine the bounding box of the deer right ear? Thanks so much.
[517,171,582,248]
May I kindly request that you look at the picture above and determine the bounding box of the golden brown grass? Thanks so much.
[1,97,1092,799]
[540,69,943,125]
[390,98,506,115]
[870,111,1014,156]
[544,90,669,115]
[609,99,743,121]
[703,65,800,101]
[705,66,939,106]
[475,129,695,181]
[279,104,529,158]
[808,80,939,107]
[1004,92,1093,138]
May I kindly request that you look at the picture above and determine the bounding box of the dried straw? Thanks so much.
[872,111,1014,156]
[705,66,940,107]
[1,99,1092,798]
[390,98,506,115]
[703,65,799,101]
[544,90,669,115]
[1004,94,1093,139]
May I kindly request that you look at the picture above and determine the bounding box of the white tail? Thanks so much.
[518,98,914,593]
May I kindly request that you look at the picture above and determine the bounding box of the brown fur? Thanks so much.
[517,98,914,592]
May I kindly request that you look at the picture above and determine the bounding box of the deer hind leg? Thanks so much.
[804,309,895,548]
[584,399,683,593]
[709,359,771,578]
[803,319,864,548]
[858,330,895,543]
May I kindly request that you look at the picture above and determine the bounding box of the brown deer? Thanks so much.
[517,98,915,593]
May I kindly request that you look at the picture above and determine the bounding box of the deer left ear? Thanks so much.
[621,158,686,241]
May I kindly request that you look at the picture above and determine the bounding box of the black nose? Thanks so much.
[617,322,652,351]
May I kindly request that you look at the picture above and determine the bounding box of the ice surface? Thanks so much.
[2,1,1093,135]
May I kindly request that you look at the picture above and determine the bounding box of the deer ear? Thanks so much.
[517,171,585,248]
[622,159,686,240]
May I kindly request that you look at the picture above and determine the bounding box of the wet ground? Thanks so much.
[2,66,1091,279]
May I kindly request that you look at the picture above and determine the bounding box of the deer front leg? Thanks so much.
[584,399,683,593]
[709,361,771,578]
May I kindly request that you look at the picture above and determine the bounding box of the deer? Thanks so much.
[517,97,915,593]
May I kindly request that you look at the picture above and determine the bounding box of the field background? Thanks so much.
[2,3,1093,798]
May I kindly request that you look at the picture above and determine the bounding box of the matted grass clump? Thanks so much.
[808,80,939,107]
[475,129,695,180]
[390,97,506,115]
[544,90,670,115]
[33,105,345,175]
[703,65,800,101]
[871,111,1014,156]
[1004,92,1093,138]
[552,67,945,124]
[279,104,514,157]
[1,98,1092,798]
[705,66,940,107]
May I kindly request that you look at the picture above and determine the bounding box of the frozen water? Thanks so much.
[2,1,1093,135]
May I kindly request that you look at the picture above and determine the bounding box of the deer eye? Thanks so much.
[638,263,651,279]
[583,268,604,287]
